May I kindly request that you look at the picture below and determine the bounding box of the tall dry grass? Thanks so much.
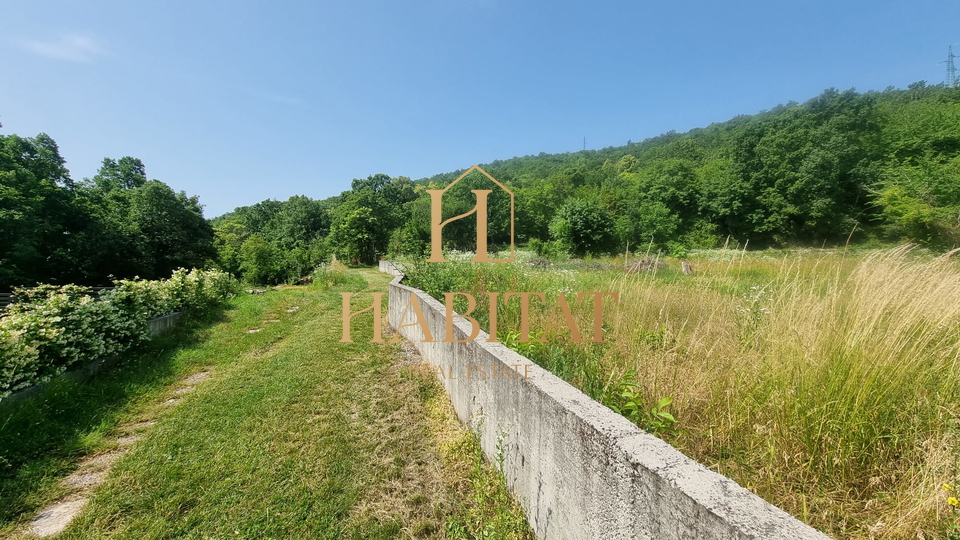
[405,246,960,538]
[604,246,960,539]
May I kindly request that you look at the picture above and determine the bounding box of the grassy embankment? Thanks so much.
[404,246,960,540]
[0,268,532,540]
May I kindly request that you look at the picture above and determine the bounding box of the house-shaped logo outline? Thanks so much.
[427,165,515,263]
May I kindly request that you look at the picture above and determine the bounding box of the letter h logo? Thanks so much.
[426,165,514,263]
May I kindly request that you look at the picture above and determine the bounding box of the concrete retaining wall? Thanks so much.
[378,260,405,277]
[385,270,830,540]
[147,312,181,336]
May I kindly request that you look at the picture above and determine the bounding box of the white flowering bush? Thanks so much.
[0,269,238,398]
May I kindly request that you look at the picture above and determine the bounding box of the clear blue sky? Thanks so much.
[2,0,957,217]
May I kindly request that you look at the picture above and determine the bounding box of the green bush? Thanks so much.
[548,199,618,257]
[0,269,238,398]
[239,234,284,285]
[311,260,350,288]
[527,238,567,259]
[388,223,428,258]
[666,241,689,259]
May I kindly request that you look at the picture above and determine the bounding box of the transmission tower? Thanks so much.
[944,45,957,87]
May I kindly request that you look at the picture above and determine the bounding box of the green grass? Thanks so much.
[0,305,237,532]
[404,247,960,540]
[1,269,532,539]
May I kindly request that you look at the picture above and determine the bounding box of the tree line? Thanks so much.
[218,82,960,283]
[3,82,959,287]
[0,121,214,290]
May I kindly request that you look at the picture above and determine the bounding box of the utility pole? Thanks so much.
[583,136,586,151]
[943,45,957,87]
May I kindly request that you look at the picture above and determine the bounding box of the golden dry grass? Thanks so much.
[598,247,960,538]
[409,246,960,538]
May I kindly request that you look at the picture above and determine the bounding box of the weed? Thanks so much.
[602,370,678,436]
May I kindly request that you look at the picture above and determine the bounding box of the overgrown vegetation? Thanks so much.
[0,269,533,538]
[404,246,960,539]
[7,84,959,287]
[0,268,238,397]
[206,83,960,284]
[211,174,419,283]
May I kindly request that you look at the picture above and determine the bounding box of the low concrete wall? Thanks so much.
[378,260,405,277]
[147,312,181,336]
[386,272,830,540]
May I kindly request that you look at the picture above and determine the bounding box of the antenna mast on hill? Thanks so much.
[583,136,586,151]
[944,45,957,87]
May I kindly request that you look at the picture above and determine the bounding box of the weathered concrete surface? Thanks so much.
[28,498,88,537]
[378,260,405,277]
[386,273,831,540]
[147,311,181,336]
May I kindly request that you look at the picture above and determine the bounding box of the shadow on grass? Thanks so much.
[0,307,230,526]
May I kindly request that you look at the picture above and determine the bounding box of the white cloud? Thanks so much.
[14,33,104,63]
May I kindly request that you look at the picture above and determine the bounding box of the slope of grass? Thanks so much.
[1,269,532,540]
[0,304,239,534]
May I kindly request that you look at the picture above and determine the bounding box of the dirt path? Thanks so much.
[5,269,531,540]
[22,371,209,538]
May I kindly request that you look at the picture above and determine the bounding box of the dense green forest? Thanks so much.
[3,83,959,287]
[0,120,215,290]
[213,83,960,283]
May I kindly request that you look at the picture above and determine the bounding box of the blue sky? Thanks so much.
[2,0,958,217]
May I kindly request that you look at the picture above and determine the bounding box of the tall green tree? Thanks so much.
[549,198,618,256]
[0,133,78,287]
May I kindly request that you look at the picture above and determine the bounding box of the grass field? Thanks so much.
[404,246,960,540]
[0,269,532,540]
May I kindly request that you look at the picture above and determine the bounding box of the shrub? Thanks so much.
[388,223,428,258]
[239,234,283,285]
[527,238,567,259]
[0,269,238,398]
[548,199,618,257]
[311,259,350,288]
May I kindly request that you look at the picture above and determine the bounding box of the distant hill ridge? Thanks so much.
[212,82,960,282]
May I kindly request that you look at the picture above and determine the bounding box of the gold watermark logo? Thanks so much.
[407,363,534,381]
[426,165,514,263]
[340,291,618,344]
[340,165,620,345]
